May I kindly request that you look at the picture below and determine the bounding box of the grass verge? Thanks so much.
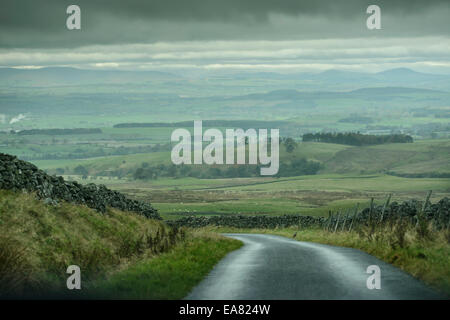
[86,231,242,299]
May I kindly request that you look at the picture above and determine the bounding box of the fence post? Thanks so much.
[334,211,341,233]
[422,190,432,213]
[416,190,432,227]
[327,212,334,231]
[341,210,350,231]
[368,197,374,225]
[379,193,391,224]
[324,211,331,230]
[348,203,359,232]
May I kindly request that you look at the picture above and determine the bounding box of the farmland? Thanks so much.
[18,137,450,220]
[0,67,449,300]
[1,67,449,222]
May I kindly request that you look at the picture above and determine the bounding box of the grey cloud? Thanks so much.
[0,0,449,48]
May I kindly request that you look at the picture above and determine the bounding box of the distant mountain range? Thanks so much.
[227,86,447,102]
[1,67,449,123]
[238,68,450,89]
[0,67,179,86]
[0,67,449,89]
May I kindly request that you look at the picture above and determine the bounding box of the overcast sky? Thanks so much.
[0,0,449,73]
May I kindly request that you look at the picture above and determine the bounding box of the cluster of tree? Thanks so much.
[302,132,413,146]
[132,158,320,180]
[275,159,321,177]
[73,165,89,176]
[281,137,298,153]
[13,128,102,135]
[133,163,258,180]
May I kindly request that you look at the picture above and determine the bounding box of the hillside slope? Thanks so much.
[322,140,450,175]
[0,189,168,297]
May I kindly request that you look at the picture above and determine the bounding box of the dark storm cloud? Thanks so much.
[0,0,449,48]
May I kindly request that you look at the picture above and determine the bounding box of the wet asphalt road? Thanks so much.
[186,233,444,300]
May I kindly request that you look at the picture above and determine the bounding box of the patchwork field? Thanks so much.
[15,136,447,221]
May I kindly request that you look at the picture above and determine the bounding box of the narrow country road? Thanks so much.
[186,234,444,300]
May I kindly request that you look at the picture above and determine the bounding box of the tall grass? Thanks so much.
[311,196,450,295]
[0,235,34,296]
[0,190,184,297]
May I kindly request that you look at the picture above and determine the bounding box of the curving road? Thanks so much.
[186,234,444,300]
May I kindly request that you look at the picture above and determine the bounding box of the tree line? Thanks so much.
[302,132,413,146]
[133,159,320,180]
[13,128,102,135]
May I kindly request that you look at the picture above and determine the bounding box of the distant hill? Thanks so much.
[1,67,449,128]
[227,68,450,88]
[374,68,446,80]
[311,69,375,82]
[321,140,450,176]
[1,67,448,89]
[226,86,447,101]
[350,86,445,95]
[0,67,179,86]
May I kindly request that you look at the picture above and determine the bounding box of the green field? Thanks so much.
[128,174,449,219]
[2,117,449,222]
[25,138,449,177]
[17,137,448,220]
[48,171,447,220]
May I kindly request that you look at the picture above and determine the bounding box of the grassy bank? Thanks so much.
[0,190,241,298]
[203,225,450,297]
[88,231,242,299]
